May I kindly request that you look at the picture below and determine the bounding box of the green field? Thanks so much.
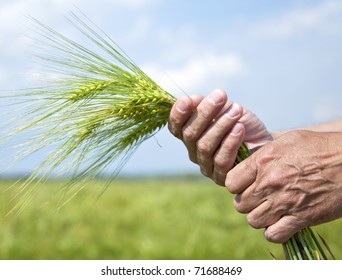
[0,178,341,260]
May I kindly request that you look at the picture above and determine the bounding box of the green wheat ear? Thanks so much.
[1,11,176,213]
[1,11,334,260]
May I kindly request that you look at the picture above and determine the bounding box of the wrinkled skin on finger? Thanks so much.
[168,89,272,185]
[226,130,342,243]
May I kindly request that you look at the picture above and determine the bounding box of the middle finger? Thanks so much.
[197,103,243,178]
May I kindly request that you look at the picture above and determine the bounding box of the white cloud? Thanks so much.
[0,0,159,85]
[143,52,246,95]
[0,0,159,42]
[250,1,342,39]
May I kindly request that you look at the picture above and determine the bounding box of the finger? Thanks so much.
[168,95,204,139]
[190,95,206,107]
[197,103,242,163]
[225,155,257,194]
[194,100,236,170]
[168,96,194,139]
[180,96,206,163]
[211,122,245,186]
[182,96,205,162]
[233,184,267,214]
[196,103,243,180]
[246,200,283,229]
[264,216,305,243]
[182,89,227,144]
[233,174,273,213]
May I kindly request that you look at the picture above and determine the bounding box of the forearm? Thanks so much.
[271,117,342,139]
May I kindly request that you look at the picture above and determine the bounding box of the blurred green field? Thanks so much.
[0,177,341,260]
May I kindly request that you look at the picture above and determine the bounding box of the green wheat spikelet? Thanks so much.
[1,12,176,213]
[0,11,334,260]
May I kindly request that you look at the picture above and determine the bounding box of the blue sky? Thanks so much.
[0,0,341,176]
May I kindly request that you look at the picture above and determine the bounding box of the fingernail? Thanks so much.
[208,90,225,105]
[176,99,188,113]
[230,123,243,136]
[226,103,241,119]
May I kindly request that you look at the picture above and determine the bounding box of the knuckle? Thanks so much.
[222,139,235,151]
[268,169,283,184]
[200,166,212,178]
[264,229,285,244]
[255,144,285,175]
[167,122,180,138]
[214,145,239,173]
[214,153,231,172]
[259,166,287,191]
[225,174,238,194]
[168,109,188,138]
[182,126,198,142]
[221,136,240,155]
[212,172,225,186]
[256,144,277,165]
[197,105,213,120]
[233,199,248,214]
[196,138,212,156]
[214,155,228,171]
[247,213,262,229]
[188,153,198,164]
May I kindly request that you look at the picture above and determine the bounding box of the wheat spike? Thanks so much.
[0,11,334,261]
[1,12,176,213]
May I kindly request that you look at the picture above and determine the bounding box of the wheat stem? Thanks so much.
[0,11,334,259]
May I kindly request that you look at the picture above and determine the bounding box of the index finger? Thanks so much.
[168,95,204,139]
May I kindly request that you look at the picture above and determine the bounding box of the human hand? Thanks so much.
[226,130,342,243]
[168,89,272,185]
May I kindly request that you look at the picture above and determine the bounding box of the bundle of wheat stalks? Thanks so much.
[1,12,334,260]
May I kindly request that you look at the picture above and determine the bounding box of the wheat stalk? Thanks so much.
[1,12,176,213]
[0,11,333,259]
